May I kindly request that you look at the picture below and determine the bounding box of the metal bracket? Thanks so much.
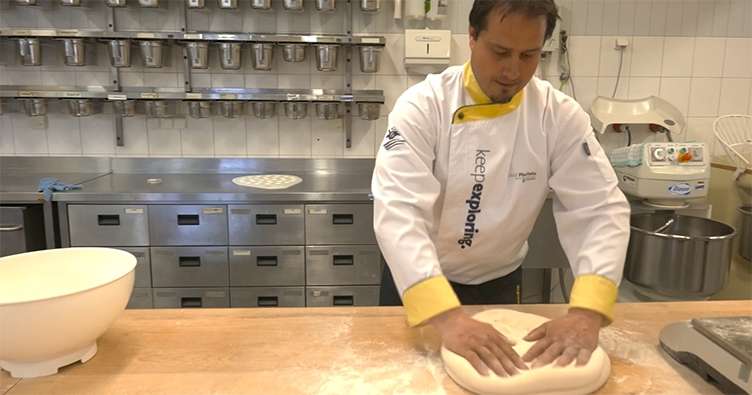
[343,0,354,149]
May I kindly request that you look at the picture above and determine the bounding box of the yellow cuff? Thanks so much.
[569,275,618,325]
[402,276,461,327]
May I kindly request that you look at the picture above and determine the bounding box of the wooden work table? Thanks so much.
[1,301,750,394]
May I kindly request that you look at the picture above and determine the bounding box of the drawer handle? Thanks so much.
[0,224,23,232]
[333,295,354,306]
[255,214,277,225]
[333,255,354,266]
[257,296,279,307]
[256,256,278,267]
[180,297,202,308]
[177,214,200,226]
[332,214,354,225]
[97,214,120,226]
[179,256,201,267]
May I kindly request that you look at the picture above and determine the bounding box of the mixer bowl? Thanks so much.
[0,248,136,378]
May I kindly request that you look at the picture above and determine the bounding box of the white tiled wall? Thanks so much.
[0,0,750,158]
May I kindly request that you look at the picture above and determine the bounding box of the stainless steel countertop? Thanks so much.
[0,172,110,203]
[52,172,373,203]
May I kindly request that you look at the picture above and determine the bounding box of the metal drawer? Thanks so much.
[229,246,304,287]
[230,287,305,307]
[117,247,152,288]
[0,206,45,257]
[151,247,229,287]
[228,204,304,245]
[153,287,229,308]
[306,245,382,286]
[127,287,153,309]
[68,205,149,246]
[149,205,228,246]
[305,204,376,245]
[306,286,380,307]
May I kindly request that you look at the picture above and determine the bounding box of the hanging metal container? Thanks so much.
[221,101,244,118]
[284,102,308,119]
[217,0,237,8]
[145,101,172,118]
[186,101,212,118]
[138,0,159,7]
[112,100,136,117]
[314,44,339,72]
[252,102,276,119]
[105,0,127,6]
[219,42,242,70]
[315,0,335,12]
[23,99,47,117]
[283,0,304,11]
[60,0,81,6]
[360,0,379,12]
[358,46,381,73]
[315,102,340,120]
[358,102,380,120]
[250,0,271,10]
[186,0,205,7]
[186,41,209,69]
[60,38,86,66]
[67,99,96,117]
[282,43,306,63]
[139,40,164,68]
[17,38,41,66]
[105,39,131,67]
[251,43,274,71]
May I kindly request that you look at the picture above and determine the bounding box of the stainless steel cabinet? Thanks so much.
[229,246,304,287]
[150,246,229,287]
[306,286,380,307]
[127,287,154,309]
[68,204,149,246]
[117,247,152,288]
[149,205,228,246]
[0,206,45,256]
[153,287,230,308]
[306,245,381,286]
[230,287,305,307]
[305,204,376,245]
[228,204,304,245]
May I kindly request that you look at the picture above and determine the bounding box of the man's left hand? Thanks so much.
[521,308,603,368]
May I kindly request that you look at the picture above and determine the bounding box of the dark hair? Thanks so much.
[469,0,560,42]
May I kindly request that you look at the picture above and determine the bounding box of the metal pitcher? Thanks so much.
[282,43,306,63]
[186,42,209,69]
[314,44,339,72]
[315,0,335,12]
[61,38,86,66]
[106,39,131,67]
[17,38,41,66]
[284,102,308,119]
[217,0,237,8]
[145,101,171,118]
[358,46,381,73]
[358,102,380,120]
[251,43,274,71]
[315,102,340,120]
[221,101,244,118]
[250,0,271,10]
[23,99,47,117]
[67,99,96,117]
[187,101,212,118]
[360,0,379,11]
[186,0,205,8]
[219,42,242,70]
[105,0,127,6]
[139,40,164,68]
[252,102,276,119]
[112,100,136,117]
[283,0,304,11]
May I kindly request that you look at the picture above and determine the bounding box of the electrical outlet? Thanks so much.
[615,37,630,49]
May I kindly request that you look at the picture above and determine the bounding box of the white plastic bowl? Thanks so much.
[0,247,136,378]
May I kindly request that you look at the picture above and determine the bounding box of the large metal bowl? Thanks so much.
[0,248,136,378]
[625,213,736,297]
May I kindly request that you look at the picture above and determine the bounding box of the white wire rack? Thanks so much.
[713,115,752,179]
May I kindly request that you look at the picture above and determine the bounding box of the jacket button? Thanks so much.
[458,112,464,120]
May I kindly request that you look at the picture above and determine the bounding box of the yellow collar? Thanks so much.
[462,62,523,106]
[454,62,524,124]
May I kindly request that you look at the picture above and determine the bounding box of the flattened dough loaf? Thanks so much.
[441,309,610,395]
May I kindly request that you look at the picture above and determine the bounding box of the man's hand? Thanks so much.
[522,308,603,368]
[430,308,528,377]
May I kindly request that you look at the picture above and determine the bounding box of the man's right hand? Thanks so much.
[429,308,528,377]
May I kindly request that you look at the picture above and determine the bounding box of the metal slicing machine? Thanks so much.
[590,96,710,208]
[660,316,752,395]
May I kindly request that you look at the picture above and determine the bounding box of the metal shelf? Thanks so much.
[0,28,385,46]
[0,86,385,103]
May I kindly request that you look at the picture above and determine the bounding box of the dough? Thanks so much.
[441,309,610,395]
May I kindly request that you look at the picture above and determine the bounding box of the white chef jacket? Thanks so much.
[372,63,630,327]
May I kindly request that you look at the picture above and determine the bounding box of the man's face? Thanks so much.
[469,9,547,103]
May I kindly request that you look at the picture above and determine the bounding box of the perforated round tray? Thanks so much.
[231,174,303,190]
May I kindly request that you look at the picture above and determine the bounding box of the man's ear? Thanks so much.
[469,26,478,49]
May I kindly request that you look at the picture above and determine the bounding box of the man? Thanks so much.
[371,0,630,378]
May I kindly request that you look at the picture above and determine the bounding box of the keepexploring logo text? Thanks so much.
[457,149,490,249]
